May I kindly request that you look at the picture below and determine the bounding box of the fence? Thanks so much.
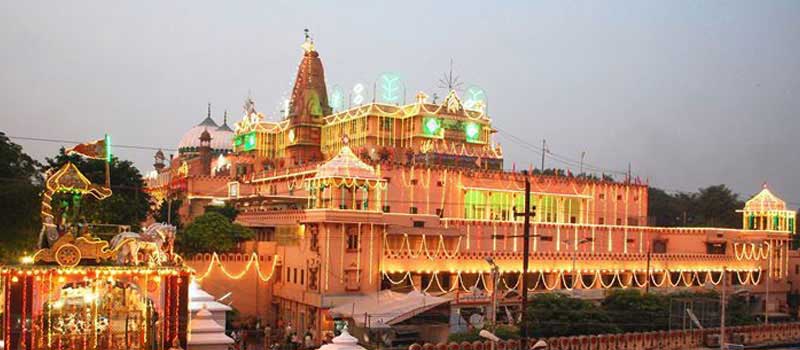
[408,322,800,350]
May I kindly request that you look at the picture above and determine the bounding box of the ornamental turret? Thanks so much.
[284,30,331,167]
[199,129,212,175]
[738,183,796,233]
[154,149,166,172]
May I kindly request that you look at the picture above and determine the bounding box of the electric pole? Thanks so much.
[540,139,546,172]
[720,267,727,350]
[515,170,535,346]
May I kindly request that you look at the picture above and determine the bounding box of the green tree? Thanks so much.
[524,293,619,338]
[0,132,42,262]
[45,148,150,231]
[153,198,182,229]
[204,204,239,222]
[692,185,743,228]
[601,289,668,332]
[176,212,253,255]
[648,185,743,228]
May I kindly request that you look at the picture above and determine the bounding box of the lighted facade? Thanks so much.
[147,37,797,343]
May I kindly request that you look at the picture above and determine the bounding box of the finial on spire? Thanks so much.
[207,102,211,118]
[301,28,315,53]
[223,109,228,124]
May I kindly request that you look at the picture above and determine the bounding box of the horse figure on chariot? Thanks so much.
[110,222,178,266]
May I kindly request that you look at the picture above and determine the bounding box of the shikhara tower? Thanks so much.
[284,34,331,167]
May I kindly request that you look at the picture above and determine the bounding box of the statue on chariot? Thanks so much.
[1,137,190,350]
[34,158,180,268]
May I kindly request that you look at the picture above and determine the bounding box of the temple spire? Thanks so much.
[301,28,315,53]
[287,29,330,120]
[199,102,217,127]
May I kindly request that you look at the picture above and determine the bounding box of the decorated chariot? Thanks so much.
[1,162,190,350]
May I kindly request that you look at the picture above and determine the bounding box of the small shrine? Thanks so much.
[738,184,796,233]
[188,281,231,327]
[317,326,366,350]
[1,162,191,350]
[305,136,387,211]
[186,305,233,350]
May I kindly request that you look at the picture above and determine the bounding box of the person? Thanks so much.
[303,331,313,349]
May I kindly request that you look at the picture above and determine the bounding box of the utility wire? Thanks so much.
[8,135,177,152]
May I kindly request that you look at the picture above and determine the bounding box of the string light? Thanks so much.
[192,252,279,283]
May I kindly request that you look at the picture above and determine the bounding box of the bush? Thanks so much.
[524,293,620,338]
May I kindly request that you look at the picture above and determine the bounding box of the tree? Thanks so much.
[204,204,239,222]
[45,148,150,231]
[0,132,41,262]
[152,198,183,229]
[524,293,619,338]
[648,185,744,228]
[176,212,254,255]
[692,185,743,228]
[601,289,668,332]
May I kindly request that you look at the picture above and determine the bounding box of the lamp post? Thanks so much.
[563,238,592,296]
[765,240,771,325]
[485,256,500,350]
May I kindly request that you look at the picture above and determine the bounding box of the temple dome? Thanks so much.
[314,145,377,180]
[744,184,787,212]
[178,115,234,155]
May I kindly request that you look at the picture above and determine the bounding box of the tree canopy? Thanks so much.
[153,198,183,229]
[45,148,151,231]
[176,212,254,255]
[524,293,619,338]
[648,184,744,228]
[0,132,42,262]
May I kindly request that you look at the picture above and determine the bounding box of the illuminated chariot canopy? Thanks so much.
[3,162,190,350]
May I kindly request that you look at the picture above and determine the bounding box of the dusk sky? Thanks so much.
[2,1,798,207]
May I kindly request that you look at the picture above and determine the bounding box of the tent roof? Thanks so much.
[329,290,451,328]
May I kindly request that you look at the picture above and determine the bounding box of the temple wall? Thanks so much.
[186,252,276,324]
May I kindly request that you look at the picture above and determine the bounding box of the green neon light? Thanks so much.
[105,134,111,162]
[243,132,257,151]
[465,122,481,142]
[423,117,441,136]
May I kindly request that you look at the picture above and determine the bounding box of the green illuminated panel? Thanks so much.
[422,117,442,137]
[243,132,257,151]
[465,122,481,143]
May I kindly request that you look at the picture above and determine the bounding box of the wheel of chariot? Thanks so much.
[55,244,82,267]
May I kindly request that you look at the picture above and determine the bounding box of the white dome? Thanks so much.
[178,116,234,155]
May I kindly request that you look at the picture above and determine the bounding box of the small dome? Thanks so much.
[744,184,787,212]
[315,145,377,180]
[318,327,365,350]
[200,128,212,142]
[178,123,234,155]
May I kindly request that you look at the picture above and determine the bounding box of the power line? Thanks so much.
[8,135,177,152]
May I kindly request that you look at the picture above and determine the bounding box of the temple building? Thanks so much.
[146,104,234,222]
[146,35,797,344]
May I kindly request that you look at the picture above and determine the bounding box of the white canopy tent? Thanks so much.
[329,290,451,328]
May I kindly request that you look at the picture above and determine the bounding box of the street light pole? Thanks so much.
[564,238,592,296]
[720,267,727,350]
[517,171,533,347]
[765,240,771,325]
[484,257,500,350]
